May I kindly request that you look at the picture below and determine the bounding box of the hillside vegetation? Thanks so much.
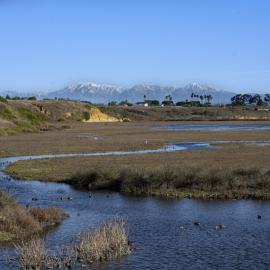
[0,100,121,135]
[0,99,269,135]
[100,105,270,121]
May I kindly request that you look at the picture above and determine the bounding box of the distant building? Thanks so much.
[136,102,149,107]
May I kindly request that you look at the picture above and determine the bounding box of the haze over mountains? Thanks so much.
[1,82,237,104]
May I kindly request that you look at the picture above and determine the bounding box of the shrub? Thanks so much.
[82,111,90,121]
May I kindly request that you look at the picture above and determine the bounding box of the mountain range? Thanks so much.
[46,82,236,104]
[0,82,237,104]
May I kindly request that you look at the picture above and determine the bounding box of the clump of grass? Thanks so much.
[16,238,46,270]
[0,192,67,243]
[16,217,131,269]
[29,207,68,226]
[77,217,130,263]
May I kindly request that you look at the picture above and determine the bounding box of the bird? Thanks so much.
[215,224,225,230]
[193,221,200,226]
[258,215,262,219]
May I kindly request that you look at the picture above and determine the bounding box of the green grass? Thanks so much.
[0,102,46,135]
[17,108,44,125]
[0,105,16,121]
[0,231,16,242]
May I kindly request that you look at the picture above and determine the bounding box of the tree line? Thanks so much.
[231,94,270,106]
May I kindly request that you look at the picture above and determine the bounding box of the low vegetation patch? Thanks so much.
[0,192,67,243]
[68,166,270,199]
[77,217,130,263]
[16,217,131,269]
[16,238,46,270]
[0,101,46,135]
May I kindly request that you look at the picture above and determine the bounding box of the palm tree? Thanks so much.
[199,95,204,103]
[143,94,147,101]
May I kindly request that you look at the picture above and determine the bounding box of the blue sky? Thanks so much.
[0,0,270,93]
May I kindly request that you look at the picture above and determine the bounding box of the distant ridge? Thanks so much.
[44,82,236,104]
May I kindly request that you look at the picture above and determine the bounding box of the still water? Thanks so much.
[160,123,270,131]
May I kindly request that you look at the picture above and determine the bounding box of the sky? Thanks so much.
[0,0,270,93]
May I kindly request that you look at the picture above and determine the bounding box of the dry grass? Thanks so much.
[16,238,46,270]
[68,165,270,199]
[29,207,68,226]
[77,217,130,263]
[0,192,67,243]
[16,217,130,269]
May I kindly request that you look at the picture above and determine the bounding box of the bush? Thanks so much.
[82,111,91,121]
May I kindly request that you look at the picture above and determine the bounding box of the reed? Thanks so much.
[16,238,46,270]
[77,217,131,263]
[16,217,131,269]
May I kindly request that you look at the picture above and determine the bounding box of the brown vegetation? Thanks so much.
[68,166,270,199]
[16,238,46,270]
[0,192,67,243]
[77,217,130,263]
[16,217,130,269]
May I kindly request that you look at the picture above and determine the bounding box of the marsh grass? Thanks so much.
[77,217,130,263]
[0,192,67,243]
[16,217,131,269]
[29,207,68,226]
[69,166,270,199]
[16,238,46,270]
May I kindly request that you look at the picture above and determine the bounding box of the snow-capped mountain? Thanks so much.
[47,82,124,103]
